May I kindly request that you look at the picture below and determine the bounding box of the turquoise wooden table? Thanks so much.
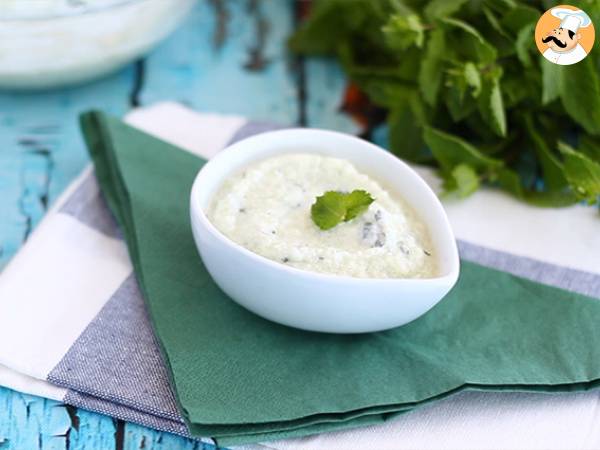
[0,1,364,449]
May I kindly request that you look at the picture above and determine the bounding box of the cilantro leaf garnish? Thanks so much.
[311,190,375,230]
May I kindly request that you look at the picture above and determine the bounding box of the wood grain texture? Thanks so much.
[139,0,298,123]
[122,422,215,450]
[0,0,358,449]
[0,70,134,269]
[304,59,358,134]
[0,389,70,450]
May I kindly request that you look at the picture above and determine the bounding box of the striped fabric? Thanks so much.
[0,102,599,450]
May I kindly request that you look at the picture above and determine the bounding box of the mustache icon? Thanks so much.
[542,35,567,48]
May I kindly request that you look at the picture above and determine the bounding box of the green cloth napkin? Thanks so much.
[81,111,600,446]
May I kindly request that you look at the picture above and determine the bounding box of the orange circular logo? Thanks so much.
[535,5,595,65]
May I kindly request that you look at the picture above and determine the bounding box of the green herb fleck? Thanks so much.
[311,190,375,230]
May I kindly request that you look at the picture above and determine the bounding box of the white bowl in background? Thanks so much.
[0,0,194,90]
[190,129,460,333]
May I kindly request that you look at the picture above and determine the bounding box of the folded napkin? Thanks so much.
[78,108,600,446]
[0,103,599,449]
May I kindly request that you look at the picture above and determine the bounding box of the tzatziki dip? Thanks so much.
[207,154,436,279]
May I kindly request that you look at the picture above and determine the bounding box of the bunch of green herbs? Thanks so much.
[290,0,600,207]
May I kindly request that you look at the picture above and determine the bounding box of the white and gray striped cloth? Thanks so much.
[0,102,599,450]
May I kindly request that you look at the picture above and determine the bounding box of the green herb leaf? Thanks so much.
[464,62,482,97]
[559,57,600,135]
[478,68,507,137]
[423,126,503,172]
[441,17,497,64]
[445,163,480,197]
[311,190,375,230]
[311,191,346,230]
[388,96,427,162]
[541,58,561,105]
[344,190,376,220]
[523,114,568,190]
[445,65,479,121]
[482,5,510,39]
[524,190,579,207]
[579,136,600,163]
[383,13,425,50]
[496,167,524,198]
[500,4,540,34]
[515,23,535,67]
[558,142,600,203]
[418,28,445,106]
[424,0,469,20]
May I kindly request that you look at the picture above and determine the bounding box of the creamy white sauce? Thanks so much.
[207,154,437,279]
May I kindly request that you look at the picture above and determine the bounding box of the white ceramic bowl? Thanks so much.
[0,0,194,90]
[190,129,460,334]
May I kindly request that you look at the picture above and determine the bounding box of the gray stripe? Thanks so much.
[48,274,182,423]
[59,171,122,239]
[63,390,219,447]
[226,121,287,146]
[458,240,600,299]
[64,389,191,438]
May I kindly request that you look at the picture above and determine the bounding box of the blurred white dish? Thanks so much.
[0,0,194,90]
[190,129,460,333]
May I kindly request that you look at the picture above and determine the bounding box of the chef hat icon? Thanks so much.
[551,7,592,33]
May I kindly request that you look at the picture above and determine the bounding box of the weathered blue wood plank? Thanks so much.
[304,56,393,152]
[0,69,134,269]
[123,422,217,450]
[304,59,359,134]
[0,388,70,450]
[0,386,219,450]
[303,54,393,158]
[66,407,118,450]
[140,0,298,123]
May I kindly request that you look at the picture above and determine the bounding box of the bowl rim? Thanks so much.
[190,127,460,286]
[0,0,149,21]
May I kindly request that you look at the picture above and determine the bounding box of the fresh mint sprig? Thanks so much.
[311,190,375,230]
[290,0,600,208]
